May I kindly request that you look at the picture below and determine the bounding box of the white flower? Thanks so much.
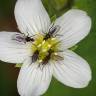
[0,0,92,96]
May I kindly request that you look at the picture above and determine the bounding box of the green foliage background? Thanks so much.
[0,0,96,96]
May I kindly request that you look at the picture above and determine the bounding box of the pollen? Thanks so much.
[38,59,43,63]
[37,44,42,48]
[48,44,52,48]
[54,52,58,55]
[42,40,45,45]
[42,49,47,52]
[31,33,60,63]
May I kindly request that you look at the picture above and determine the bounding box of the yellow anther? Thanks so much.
[48,44,51,48]
[54,52,58,55]
[42,49,47,52]
[37,44,42,48]
[39,60,42,63]
[42,40,45,45]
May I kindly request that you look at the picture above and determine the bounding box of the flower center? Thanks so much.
[31,33,63,65]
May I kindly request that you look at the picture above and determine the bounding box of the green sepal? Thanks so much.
[15,63,23,68]
[51,15,57,23]
[70,45,78,51]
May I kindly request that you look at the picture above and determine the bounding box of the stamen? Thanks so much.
[48,44,52,48]
[38,60,43,63]
[42,40,45,45]
[31,33,61,65]
[42,49,47,52]
[54,52,58,55]
[37,44,42,48]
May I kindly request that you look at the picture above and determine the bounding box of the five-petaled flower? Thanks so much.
[0,0,92,96]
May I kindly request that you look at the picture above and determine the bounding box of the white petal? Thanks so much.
[0,32,30,63]
[55,9,91,49]
[15,0,51,36]
[17,58,52,96]
[53,50,92,88]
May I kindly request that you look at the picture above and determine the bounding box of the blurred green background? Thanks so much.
[0,0,96,96]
